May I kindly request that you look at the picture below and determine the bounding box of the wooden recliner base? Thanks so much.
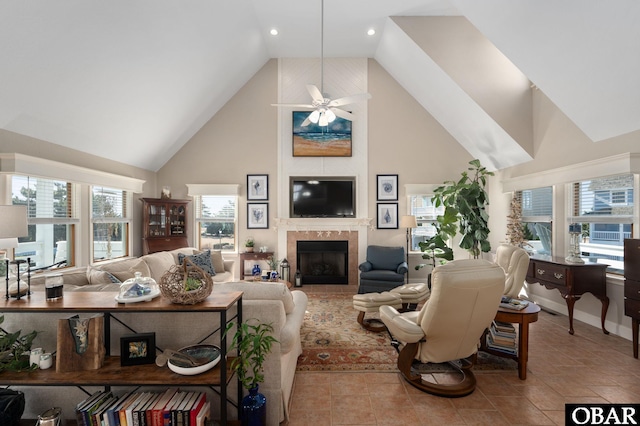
[397,342,477,398]
[356,311,387,332]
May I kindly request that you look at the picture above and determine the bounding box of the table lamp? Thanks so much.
[400,215,417,283]
[0,205,29,299]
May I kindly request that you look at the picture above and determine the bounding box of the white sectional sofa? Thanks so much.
[3,248,307,426]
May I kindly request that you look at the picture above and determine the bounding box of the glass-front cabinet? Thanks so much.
[142,198,189,254]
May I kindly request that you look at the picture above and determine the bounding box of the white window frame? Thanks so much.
[90,185,132,262]
[187,184,240,253]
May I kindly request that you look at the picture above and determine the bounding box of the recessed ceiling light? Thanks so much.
[367,29,376,36]
[270,28,279,36]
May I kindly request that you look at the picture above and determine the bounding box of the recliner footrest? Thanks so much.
[353,291,403,332]
[390,283,430,306]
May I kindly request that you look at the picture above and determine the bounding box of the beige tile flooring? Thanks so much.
[284,286,640,425]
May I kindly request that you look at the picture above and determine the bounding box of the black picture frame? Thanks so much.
[377,203,399,229]
[120,332,156,366]
[247,203,269,229]
[247,174,268,200]
[376,174,398,201]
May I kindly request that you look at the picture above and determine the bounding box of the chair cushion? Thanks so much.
[360,270,404,282]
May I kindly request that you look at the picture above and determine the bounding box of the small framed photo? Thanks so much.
[120,333,156,366]
[247,203,269,229]
[377,203,399,229]
[377,174,398,201]
[247,174,268,200]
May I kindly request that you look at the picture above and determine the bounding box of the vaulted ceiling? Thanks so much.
[1,1,638,171]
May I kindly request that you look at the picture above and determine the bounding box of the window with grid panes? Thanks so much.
[11,175,78,268]
[194,195,237,252]
[569,174,634,273]
[515,186,553,256]
[91,186,130,261]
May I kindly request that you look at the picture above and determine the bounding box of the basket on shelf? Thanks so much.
[159,257,213,304]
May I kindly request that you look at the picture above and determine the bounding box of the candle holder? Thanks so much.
[565,224,584,264]
[5,257,32,300]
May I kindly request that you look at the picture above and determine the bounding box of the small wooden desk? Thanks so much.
[481,303,540,380]
[526,256,609,335]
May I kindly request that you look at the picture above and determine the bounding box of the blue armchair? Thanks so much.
[358,245,408,294]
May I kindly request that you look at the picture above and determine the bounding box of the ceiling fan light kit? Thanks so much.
[272,0,371,127]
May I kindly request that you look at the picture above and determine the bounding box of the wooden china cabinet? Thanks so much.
[141,198,189,254]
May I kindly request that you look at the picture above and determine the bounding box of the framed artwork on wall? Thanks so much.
[377,203,398,229]
[292,111,352,157]
[247,174,268,200]
[376,174,398,201]
[120,332,156,366]
[247,203,269,229]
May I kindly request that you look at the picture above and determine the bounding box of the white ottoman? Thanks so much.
[353,291,403,332]
[390,283,430,310]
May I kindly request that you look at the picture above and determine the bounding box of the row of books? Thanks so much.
[75,388,210,426]
[485,320,518,355]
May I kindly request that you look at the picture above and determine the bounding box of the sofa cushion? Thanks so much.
[87,266,121,284]
[178,250,216,276]
[214,281,295,314]
[98,258,151,282]
[140,251,177,283]
[210,250,225,274]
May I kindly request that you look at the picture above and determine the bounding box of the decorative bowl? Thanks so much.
[167,344,221,376]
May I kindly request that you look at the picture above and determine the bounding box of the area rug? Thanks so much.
[296,292,518,373]
[297,293,397,371]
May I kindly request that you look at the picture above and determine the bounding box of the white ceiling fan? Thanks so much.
[271,0,371,127]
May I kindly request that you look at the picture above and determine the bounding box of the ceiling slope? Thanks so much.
[0,1,269,171]
[453,0,640,142]
[374,18,532,171]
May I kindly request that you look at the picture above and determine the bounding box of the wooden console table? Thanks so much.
[526,256,609,335]
[480,303,540,380]
[239,251,274,280]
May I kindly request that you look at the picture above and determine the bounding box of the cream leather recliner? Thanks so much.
[494,244,530,298]
[380,259,504,397]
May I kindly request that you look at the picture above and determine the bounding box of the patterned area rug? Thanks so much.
[296,293,518,373]
[297,293,397,371]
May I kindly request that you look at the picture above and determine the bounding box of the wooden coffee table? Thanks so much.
[480,303,541,380]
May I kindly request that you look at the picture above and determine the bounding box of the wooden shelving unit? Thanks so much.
[0,291,243,424]
[141,198,190,254]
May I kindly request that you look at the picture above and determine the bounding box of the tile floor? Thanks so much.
[284,286,640,425]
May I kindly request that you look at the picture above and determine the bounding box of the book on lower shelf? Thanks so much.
[486,334,518,355]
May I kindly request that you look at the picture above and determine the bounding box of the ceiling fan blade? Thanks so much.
[331,108,354,121]
[306,85,324,103]
[300,116,312,127]
[328,92,371,107]
[271,103,314,108]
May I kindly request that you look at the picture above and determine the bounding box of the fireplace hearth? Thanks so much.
[296,240,348,285]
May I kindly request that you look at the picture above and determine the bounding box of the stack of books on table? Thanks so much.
[75,388,211,426]
[499,295,530,310]
[486,320,518,356]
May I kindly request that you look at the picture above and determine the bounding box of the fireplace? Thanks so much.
[296,240,348,285]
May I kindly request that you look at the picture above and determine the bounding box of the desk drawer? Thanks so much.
[625,297,640,320]
[625,279,640,301]
[532,262,568,286]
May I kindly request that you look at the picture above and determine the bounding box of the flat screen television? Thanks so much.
[290,177,356,218]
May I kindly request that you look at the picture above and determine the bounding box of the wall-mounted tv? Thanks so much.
[290,177,356,218]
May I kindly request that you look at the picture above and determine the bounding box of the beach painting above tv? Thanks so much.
[292,111,352,157]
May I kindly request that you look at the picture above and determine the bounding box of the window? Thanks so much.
[194,195,237,252]
[91,186,130,261]
[408,195,445,251]
[11,175,78,268]
[570,174,634,273]
[516,186,553,256]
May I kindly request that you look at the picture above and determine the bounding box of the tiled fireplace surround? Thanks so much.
[286,230,360,290]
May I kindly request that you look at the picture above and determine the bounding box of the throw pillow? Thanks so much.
[178,250,216,276]
[210,250,225,274]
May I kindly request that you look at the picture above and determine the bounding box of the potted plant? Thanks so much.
[432,159,494,259]
[244,237,255,253]
[265,256,280,279]
[0,315,38,372]
[225,320,277,426]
